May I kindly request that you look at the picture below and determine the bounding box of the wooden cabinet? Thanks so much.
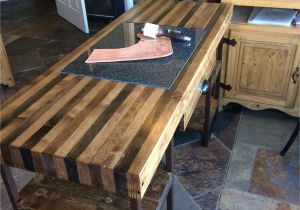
[220,5,300,117]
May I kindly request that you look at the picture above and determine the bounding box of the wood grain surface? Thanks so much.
[0,0,232,200]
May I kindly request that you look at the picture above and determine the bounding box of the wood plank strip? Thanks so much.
[52,84,136,181]
[133,0,169,23]
[146,1,177,24]
[127,3,233,199]
[10,77,92,148]
[31,80,113,154]
[159,1,196,26]
[76,85,145,163]
[30,80,115,174]
[91,88,165,191]
[185,3,220,28]
[0,75,79,144]
[0,0,155,121]
[91,89,164,167]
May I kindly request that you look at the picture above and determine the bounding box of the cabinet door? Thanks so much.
[224,30,299,108]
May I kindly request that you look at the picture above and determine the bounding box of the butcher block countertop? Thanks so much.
[0,0,232,201]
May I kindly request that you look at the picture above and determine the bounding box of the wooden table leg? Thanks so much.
[166,138,174,210]
[1,165,20,210]
[202,85,211,147]
[130,198,142,210]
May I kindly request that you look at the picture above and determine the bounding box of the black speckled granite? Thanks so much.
[61,23,206,89]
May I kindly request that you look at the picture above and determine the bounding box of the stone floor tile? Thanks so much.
[42,54,66,68]
[213,104,242,150]
[194,187,222,210]
[5,37,52,57]
[1,167,35,210]
[175,138,230,197]
[237,109,299,153]
[219,188,300,210]
[37,39,81,58]
[174,130,201,147]
[9,52,45,73]
[224,142,257,192]
[3,67,47,100]
[249,149,299,205]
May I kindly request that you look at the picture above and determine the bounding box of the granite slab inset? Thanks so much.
[61,23,207,89]
[249,149,300,205]
[175,138,230,197]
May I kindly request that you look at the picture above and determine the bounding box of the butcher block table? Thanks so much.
[0,1,232,209]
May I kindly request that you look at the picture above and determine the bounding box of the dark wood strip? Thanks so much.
[159,1,196,26]
[133,0,168,23]
[42,82,117,155]
[1,74,65,127]
[67,84,136,159]
[177,2,202,27]
[0,76,81,145]
[46,79,100,126]
[22,80,99,150]
[114,91,171,173]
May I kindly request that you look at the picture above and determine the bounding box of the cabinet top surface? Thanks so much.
[221,0,300,9]
[0,0,232,200]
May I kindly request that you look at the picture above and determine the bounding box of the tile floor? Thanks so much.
[1,1,299,210]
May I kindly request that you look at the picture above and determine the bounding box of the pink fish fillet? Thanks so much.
[85,34,173,63]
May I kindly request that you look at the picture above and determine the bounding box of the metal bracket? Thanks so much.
[220,83,232,91]
[223,38,237,47]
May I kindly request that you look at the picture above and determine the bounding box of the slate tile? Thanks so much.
[213,104,242,150]
[219,188,300,210]
[249,149,300,205]
[9,52,45,73]
[3,67,47,100]
[194,187,222,210]
[237,109,299,154]
[175,138,230,197]
[5,37,51,57]
[174,130,201,147]
[37,40,80,58]
[224,142,257,192]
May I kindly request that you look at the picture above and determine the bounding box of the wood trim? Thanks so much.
[221,0,300,9]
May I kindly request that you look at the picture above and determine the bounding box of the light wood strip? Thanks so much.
[10,77,92,147]
[185,3,219,28]
[0,0,154,120]
[91,88,164,167]
[77,85,145,163]
[0,75,77,143]
[134,0,169,23]
[52,83,127,157]
[92,88,165,191]
[159,1,196,26]
[127,3,233,199]
[145,1,176,24]
[31,80,111,153]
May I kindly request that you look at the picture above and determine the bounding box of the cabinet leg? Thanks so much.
[166,138,174,210]
[1,165,20,210]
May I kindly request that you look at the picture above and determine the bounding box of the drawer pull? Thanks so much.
[198,80,210,93]
[292,67,299,84]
